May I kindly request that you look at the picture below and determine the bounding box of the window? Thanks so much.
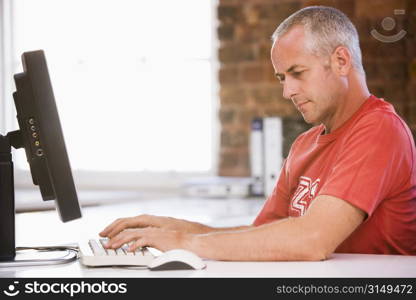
[2,0,218,188]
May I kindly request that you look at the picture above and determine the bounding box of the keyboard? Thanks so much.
[78,239,157,267]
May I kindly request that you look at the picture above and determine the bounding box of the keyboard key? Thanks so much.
[99,238,109,247]
[106,249,116,256]
[89,239,106,256]
[122,244,134,256]
[136,248,146,256]
[98,238,123,255]
[115,248,126,256]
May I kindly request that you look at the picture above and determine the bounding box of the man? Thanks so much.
[100,6,416,260]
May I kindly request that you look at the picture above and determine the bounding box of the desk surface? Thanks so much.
[2,253,416,278]
[1,196,416,278]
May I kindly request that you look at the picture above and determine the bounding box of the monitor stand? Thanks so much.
[0,132,77,267]
[0,133,17,261]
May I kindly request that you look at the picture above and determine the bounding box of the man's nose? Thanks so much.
[282,78,299,100]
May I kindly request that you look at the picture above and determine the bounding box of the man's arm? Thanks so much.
[188,195,365,261]
[100,214,253,237]
[104,195,365,261]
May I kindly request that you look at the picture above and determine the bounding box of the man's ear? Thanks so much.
[330,46,352,76]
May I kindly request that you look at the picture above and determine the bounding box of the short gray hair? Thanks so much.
[272,6,365,74]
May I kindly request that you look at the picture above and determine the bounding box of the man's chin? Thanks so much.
[300,113,312,123]
[301,115,319,126]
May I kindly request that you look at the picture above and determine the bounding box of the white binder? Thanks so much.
[249,118,264,196]
[182,176,252,198]
[263,117,283,197]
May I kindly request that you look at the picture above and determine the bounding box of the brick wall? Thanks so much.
[216,0,416,176]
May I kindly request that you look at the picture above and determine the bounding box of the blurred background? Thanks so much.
[0,0,415,210]
[216,0,416,176]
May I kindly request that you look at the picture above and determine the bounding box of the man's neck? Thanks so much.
[324,72,370,134]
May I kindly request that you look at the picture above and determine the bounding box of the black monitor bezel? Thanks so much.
[12,50,82,222]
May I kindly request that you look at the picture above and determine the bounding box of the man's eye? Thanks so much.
[275,75,284,83]
[292,71,303,77]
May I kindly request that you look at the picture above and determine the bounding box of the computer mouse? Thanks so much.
[148,249,206,271]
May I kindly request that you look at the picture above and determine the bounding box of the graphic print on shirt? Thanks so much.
[290,176,320,216]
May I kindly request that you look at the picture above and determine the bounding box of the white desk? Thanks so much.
[2,252,416,278]
[1,196,416,278]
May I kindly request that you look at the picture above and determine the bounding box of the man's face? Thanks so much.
[271,26,345,126]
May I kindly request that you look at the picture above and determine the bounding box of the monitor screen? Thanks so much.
[12,50,82,222]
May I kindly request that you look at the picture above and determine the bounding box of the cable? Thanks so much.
[0,246,79,267]
[16,245,79,252]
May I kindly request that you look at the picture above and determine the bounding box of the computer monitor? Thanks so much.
[0,50,82,261]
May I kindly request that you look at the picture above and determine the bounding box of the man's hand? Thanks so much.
[99,214,209,239]
[103,227,194,252]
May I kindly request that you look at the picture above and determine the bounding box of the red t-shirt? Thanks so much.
[253,95,416,255]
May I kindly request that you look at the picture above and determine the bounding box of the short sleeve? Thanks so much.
[318,112,413,216]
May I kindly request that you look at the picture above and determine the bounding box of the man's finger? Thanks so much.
[108,230,142,249]
[99,218,126,237]
[128,238,148,252]
[102,218,137,238]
